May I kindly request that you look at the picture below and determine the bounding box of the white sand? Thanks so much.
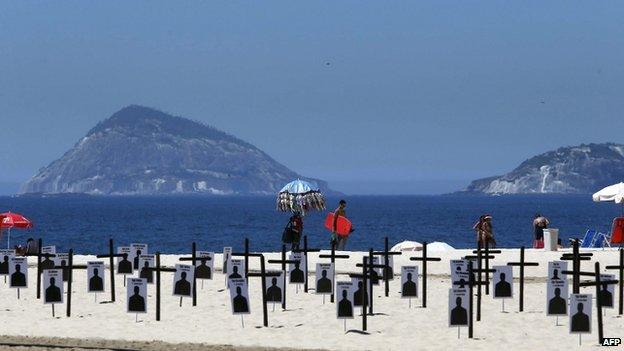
[0,247,621,350]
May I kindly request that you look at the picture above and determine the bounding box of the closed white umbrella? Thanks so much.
[592,182,624,215]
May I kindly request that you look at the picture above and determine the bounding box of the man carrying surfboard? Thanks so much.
[332,200,352,250]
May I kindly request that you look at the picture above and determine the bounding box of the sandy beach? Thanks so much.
[0,247,621,350]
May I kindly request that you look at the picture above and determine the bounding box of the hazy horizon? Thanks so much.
[2,1,623,194]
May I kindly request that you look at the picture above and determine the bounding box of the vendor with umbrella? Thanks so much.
[277,179,326,250]
[0,212,33,250]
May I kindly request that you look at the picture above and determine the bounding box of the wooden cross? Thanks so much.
[356,248,387,315]
[241,252,280,327]
[267,244,299,310]
[372,236,402,297]
[561,239,593,293]
[606,247,624,315]
[409,241,441,307]
[471,241,501,295]
[465,248,496,322]
[577,262,619,345]
[178,242,201,307]
[506,246,539,312]
[95,238,124,302]
[319,242,350,303]
[144,252,177,321]
[293,235,320,293]
[349,255,374,332]
[51,249,87,317]
[452,261,488,339]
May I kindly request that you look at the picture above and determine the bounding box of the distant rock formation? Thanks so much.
[462,143,624,194]
[22,105,331,195]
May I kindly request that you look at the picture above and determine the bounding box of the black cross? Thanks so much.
[95,238,124,302]
[144,252,177,321]
[178,242,203,307]
[606,247,624,315]
[577,262,619,345]
[561,239,593,293]
[242,252,280,327]
[506,246,539,312]
[372,236,402,297]
[356,248,387,315]
[452,261,489,339]
[230,238,253,283]
[349,255,373,332]
[319,242,350,303]
[293,235,320,293]
[268,244,299,310]
[471,241,501,295]
[409,241,441,307]
[51,249,87,318]
[24,238,56,300]
[465,249,496,322]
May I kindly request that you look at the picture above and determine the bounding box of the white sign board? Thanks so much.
[401,266,418,298]
[315,263,334,295]
[43,269,64,304]
[0,249,15,275]
[116,246,133,274]
[569,294,592,334]
[336,281,355,319]
[53,253,69,282]
[546,261,569,316]
[350,276,370,307]
[41,245,56,270]
[139,255,155,284]
[9,256,28,288]
[288,252,305,284]
[87,261,105,293]
[195,251,214,280]
[127,278,147,313]
[222,247,232,274]
[449,287,470,327]
[229,278,250,314]
[265,271,284,304]
[130,243,148,271]
[599,274,615,309]
[450,259,468,284]
[173,264,194,297]
[492,265,513,299]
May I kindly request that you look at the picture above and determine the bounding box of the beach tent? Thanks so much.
[592,182,624,244]
[391,241,422,252]
[0,212,33,249]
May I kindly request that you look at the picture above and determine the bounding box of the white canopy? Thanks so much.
[391,240,455,252]
[592,182,624,204]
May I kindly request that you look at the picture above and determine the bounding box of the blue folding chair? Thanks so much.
[592,232,611,249]
[579,229,597,248]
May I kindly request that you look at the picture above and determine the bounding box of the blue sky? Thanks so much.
[1,1,623,194]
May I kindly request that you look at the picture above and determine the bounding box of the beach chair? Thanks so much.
[578,229,597,248]
[592,232,611,249]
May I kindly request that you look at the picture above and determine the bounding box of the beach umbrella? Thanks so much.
[592,182,624,215]
[0,212,33,249]
[276,179,326,214]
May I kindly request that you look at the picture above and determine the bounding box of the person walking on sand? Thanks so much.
[473,214,496,249]
[332,200,352,250]
[532,213,549,249]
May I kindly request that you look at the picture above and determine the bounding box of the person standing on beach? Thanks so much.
[473,215,496,249]
[332,200,351,250]
[532,213,549,249]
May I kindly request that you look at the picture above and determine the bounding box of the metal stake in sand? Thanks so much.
[268,244,298,310]
[577,262,619,345]
[95,238,124,302]
[560,239,593,294]
[410,242,441,307]
[372,236,402,297]
[293,235,320,293]
[145,252,176,321]
[506,246,539,312]
[319,242,350,303]
[606,247,624,315]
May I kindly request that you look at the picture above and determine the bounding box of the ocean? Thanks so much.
[0,194,620,254]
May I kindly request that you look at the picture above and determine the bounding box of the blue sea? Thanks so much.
[0,195,620,254]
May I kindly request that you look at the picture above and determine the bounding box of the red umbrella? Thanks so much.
[0,212,33,249]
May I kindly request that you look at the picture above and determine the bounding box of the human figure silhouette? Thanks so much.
[139,260,153,283]
[450,297,468,325]
[382,262,393,280]
[233,286,249,313]
[0,255,9,274]
[548,287,566,314]
[89,268,104,291]
[494,272,511,297]
[223,253,230,274]
[266,277,282,302]
[316,270,332,293]
[133,250,142,270]
[551,269,561,281]
[370,267,380,285]
[42,256,54,270]
[229,265,242,279]
[174,271,191,296]
[599,283,613,307]
[118,253,132,274]
[195,258,211,279]
[454,278,467,288]
[11,264,26,287]
[45,277,61,302]
[128,286,145,312]
[353,281,368,306]
[571,303,590,332]
[402,272,417,297]
[290,261,304,283]
[61,260,69,281]
[338,289,353,317]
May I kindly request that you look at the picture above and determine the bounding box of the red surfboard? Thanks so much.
[324,212,352,237]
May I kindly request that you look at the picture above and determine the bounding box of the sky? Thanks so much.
[1,1,623,194]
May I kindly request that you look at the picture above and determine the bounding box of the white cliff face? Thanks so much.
[464,143,624,194]
[21,105,330,195]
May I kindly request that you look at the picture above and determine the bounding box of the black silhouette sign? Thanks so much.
[288,252,305,284]
[43,269,64,304]
[195,251,214,280]
[130,243,148,271]
[227,259,245,288]
[223,247,232,274]
[492,265,513,299]
[569,293,591,334]
[172,264,194,297]
[116,247,133,274]
[9,256,28,288]
[265,271,284,304]
[0,249,14,276]
[369,256,381,286]
[336,281,354,319]
[126,278,147,313]
[546,261,569,316]
[139,255,155,284]
[401,266,418,298]
[54,253,69,282]
[350,277,370,307]
[449,287,470,327]
[41,245,56,271]
[315,263,334,295]
[229,278,250,315]
[450,259,467,285]
[599,274,615,309]
[87,261,105,293]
